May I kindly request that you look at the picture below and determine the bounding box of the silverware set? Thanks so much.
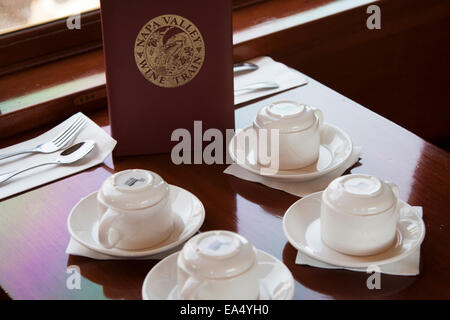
[233,62,280,94]
[0,115,86,160]
[0,115,94,184]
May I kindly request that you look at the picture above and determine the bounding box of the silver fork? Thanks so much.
[0,115,86,161]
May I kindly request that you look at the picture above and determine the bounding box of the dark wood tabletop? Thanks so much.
[0,73,449,300]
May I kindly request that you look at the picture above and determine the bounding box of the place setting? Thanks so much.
[66,169,205,260]
[142,230,295,300]
[225,100,362,197]
[283,173,426,275]
[233,56,309,105]
[0,113,117,200]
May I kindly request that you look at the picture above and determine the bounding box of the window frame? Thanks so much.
[0,0,267,77]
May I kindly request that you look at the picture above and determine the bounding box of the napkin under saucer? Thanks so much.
[296,247,421,276]
[224,143,361,197]
[65,238,183,260]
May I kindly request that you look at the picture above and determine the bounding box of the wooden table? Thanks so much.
[0,73,449,300]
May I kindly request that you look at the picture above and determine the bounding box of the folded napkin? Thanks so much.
[66,238,183,261]
[296,207,423,276]
[234,56,308,105]
[0,113,116,200]
[224,147,361,197]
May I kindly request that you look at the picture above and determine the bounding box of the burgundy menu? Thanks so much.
[100,0,234,156]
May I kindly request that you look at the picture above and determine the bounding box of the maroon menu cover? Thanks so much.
[100,0,234,156]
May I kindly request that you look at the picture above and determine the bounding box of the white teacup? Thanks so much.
[320,174,400,256]
[253,100,323,170]
[97,169,173,250]
[177,230,260,300]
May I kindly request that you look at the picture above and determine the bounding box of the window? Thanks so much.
[0,0,100,35]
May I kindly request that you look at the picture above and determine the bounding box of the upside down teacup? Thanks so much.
[97,169,174,250]
[177,230,260,300]
[320,174,400,256]
[253,100,323,170]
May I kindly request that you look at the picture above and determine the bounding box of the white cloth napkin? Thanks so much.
[65,238,183,261]
[234,56,308,105]
[0,112,116,200]
[224,147,361,197]
[296,207,423,276]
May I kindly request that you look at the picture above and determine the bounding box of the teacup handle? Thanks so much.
[98,208,122,249]
[312,107,323,127]
[387,182,401,221]
[179,276,204,300]
[387,182,400,198]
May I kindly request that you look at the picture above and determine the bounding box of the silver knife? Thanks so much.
[234,81,279,94]
[233,62,258,74]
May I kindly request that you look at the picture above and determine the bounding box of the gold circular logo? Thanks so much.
[134,14,205,88]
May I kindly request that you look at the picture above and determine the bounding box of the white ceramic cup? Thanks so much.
[97,169,173,250]
[253,100,323,170]
[320,174,400,256]
[177,230,260,300]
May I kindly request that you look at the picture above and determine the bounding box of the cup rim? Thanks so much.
[253,115,319,134]
[267,100,305,119]
[177,253,258,281]
[97,191,170,213]
[322,195,398,217]
[112,169,154,192]
[178,231,258,280]
[254,100,321,134]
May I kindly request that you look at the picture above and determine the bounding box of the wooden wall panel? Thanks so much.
[234,0,450,147]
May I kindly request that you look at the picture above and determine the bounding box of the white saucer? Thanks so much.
[228,124,353,181]
[282,192,426,268]
[67,185,205,258]
[142,250,295,300]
